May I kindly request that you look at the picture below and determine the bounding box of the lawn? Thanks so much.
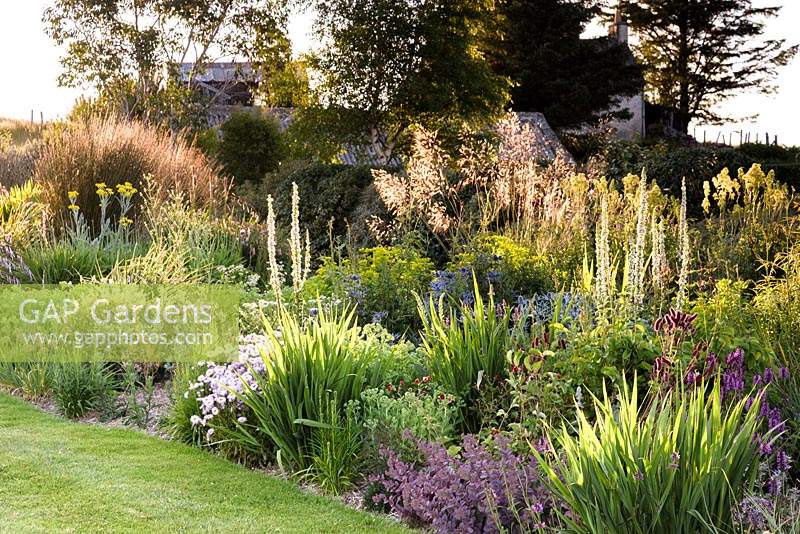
[0,393,409,533]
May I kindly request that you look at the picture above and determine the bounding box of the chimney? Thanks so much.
[609,4,629,44]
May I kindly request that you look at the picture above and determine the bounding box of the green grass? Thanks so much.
[0,393,409,533]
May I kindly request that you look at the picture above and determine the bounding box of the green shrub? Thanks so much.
[233,305,383,472]
[417,282,511,433]
[305,245,434,333]
[271,163,375,256]
[550,319,661,399]
[219,111,283,183]
[538,379,764,533]
[52,363,118,419]
[450,234,554,301]
[692,279,774,367]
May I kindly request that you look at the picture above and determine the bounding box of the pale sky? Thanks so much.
[1,1,798,145]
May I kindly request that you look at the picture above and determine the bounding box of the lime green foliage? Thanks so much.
[754,247,800,364]
[417,282,511,433]
[451,234,553,301]
[360,323,424,385]
[700,164,797,282]
[692,279,774,367]
[0,180,45,244]
[306,246,434,333]
[538,379,764,533]
[0,393,409,533]
[219,111,284,183]
[234,306,383,473]
[51,363,118,419]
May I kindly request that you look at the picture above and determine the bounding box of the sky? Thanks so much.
[1,1,798,145]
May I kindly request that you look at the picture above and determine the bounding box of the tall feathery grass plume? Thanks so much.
[650,212,668,294]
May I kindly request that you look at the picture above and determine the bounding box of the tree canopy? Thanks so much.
[308,0,510,164]
[485,0,643,130]
[44,0,291,128]
[624,0,797,133]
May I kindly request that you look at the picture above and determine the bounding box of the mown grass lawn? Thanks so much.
[0,393,410,533]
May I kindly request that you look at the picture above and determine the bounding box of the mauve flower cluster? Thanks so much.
[188,334,270,438]
[696,347,793,495]
[373,434,554,533]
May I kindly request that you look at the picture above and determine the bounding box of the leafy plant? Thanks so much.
[417,280,511,433]
[449,234,553,302]
[0,362,54,399]
[373,434,556,533]
[307,245,434,333]
[51,362,118,419]
[234,305,383,472]
[358,382,459,450]
[307,393,363,495]
[538,378,766,533]
[219,111,284,183]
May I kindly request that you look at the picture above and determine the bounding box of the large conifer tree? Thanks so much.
[625,0,797,133]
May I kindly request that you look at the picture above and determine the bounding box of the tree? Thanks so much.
[624,0,797,133]
[219,111,284,182]
[309,0,509,164]
[43,0,290,129]
[486,0,643,129]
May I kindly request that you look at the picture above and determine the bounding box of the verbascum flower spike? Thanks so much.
[676,177,690,311]
[266,195,282,302]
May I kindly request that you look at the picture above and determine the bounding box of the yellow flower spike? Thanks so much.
[67,191,78,202]
[118,216,133,227]
[68,204,80,212]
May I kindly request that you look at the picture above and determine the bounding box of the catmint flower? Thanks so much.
[487,270,501,284]
[779,367,790,380]
[634,470,644,481]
